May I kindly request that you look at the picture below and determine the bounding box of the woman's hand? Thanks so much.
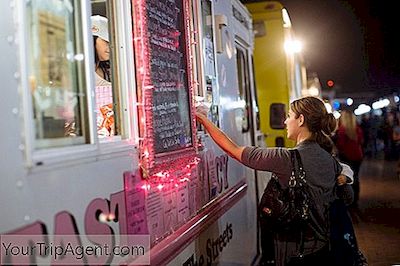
[196,110,207,122]
[194,100,244,162]
[195,101,210,123]
[337,174,347,186]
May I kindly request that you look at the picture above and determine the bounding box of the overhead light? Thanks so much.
[284,40,302,54]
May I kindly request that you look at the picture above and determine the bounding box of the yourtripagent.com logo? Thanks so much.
[0,235,150,265]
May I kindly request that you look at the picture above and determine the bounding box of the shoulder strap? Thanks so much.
[293,149,304,171]
[289,149,308,256]
[289,149,303,167]
[289,149,297,175]
[289,149,307,185]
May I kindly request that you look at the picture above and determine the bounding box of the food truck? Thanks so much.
[246,1,307,148]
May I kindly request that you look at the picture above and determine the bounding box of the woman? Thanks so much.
[197,96,347,265]
[334,110,364,205]
[91,15,111,86]
[91,15,114,137]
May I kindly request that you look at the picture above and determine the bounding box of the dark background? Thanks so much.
[241,0,400,102]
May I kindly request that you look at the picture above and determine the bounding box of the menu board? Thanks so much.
[147,0,193,154]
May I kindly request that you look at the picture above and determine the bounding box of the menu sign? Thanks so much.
[147,0,193,154]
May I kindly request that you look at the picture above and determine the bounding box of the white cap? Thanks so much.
[91,15,109,42]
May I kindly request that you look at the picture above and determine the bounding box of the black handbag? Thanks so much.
[259,149,310,233]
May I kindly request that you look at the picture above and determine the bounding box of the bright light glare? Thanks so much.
[346,98,353,106]
[395,96,399,103]
[372,98,390,110]
[99,213,108,223]
[324,102,333,113]
[333,111,341,119]
[354,104,371,116]
[282,9,292,28]
[308,86,320,96]
[74,53,84,61]
[220,97,246,110]
[284,40,302,54]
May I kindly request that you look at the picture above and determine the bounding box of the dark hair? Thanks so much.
[290,96,337,153]
[93,36,111,82]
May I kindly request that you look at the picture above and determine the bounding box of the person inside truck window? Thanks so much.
[91,15,111,86]
[91,15,114,137]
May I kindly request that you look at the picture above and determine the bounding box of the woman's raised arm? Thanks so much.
[196,113,245,162]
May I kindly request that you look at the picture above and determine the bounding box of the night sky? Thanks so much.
[241,0,400,101]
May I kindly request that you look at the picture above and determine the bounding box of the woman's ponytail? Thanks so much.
[315,111,338,153]
[291,97,338,153]
[321,113,338,136]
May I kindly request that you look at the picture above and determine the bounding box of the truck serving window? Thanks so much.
[27,0,89,149]
[91,0,136,143]
[270,103,286,129]
[235,44,251,133]
[91,1,117,141]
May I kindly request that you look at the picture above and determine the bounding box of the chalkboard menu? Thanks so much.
[147,0,193,154]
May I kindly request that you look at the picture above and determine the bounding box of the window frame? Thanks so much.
[235,41,251,133]
[269,103,286,130]
[18,0,139,169]
[94,0,139,150]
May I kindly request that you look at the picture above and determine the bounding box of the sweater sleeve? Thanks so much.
[241,146,291,180]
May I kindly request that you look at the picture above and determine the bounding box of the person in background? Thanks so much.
[391,111,400,178]
[334,110,364,206]
[91,15,114,137]
[197,96,353,266]
[360,114,371,157]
